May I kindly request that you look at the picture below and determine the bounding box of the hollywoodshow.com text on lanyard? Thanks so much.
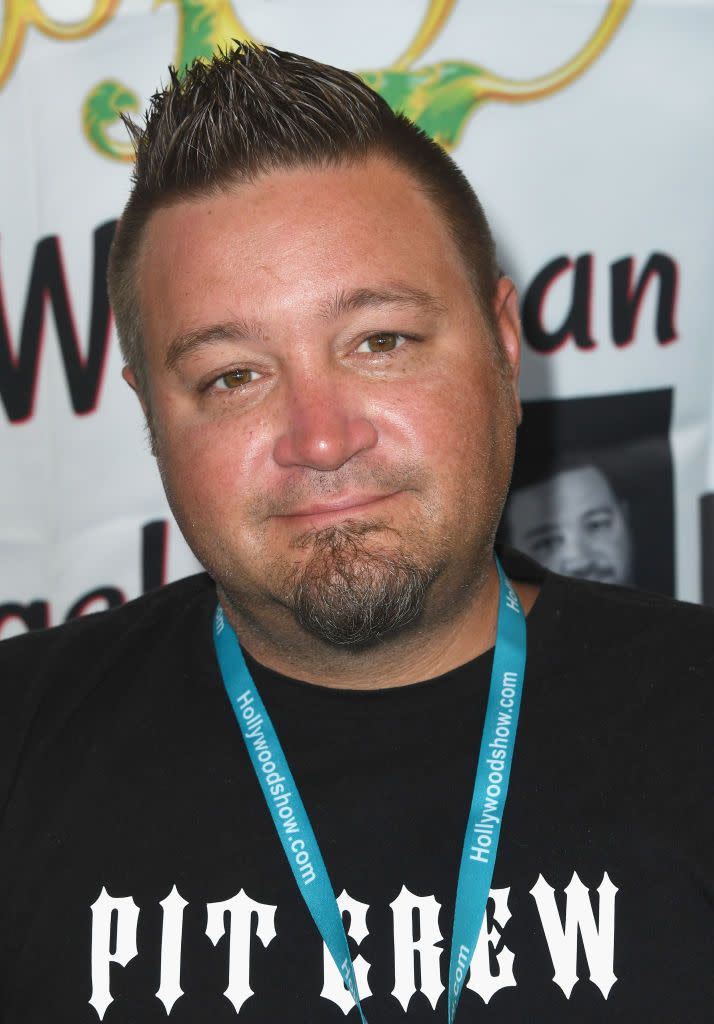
[213,555,526,1023]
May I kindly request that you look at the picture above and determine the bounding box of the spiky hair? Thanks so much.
[127,45,386,192]
[108,42,499,393]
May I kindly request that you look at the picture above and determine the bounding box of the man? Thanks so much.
[504,461,633,585]
[0,44,711,1022]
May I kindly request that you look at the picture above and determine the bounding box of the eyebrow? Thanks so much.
[165,319,266,371]
[164,283,447,371]
[521,505,615,541]
[521,524,562,542]
[320,283,448,321]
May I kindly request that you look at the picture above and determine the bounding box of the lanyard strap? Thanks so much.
[446,558,526,1020]
[213,555,526,1022]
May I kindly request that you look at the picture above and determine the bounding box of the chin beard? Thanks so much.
[283,520,439,649]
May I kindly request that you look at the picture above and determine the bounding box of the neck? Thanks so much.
[218,562,539,690]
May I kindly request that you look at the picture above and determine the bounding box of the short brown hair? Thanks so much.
[108,43,500,394]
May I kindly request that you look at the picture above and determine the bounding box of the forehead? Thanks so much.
[138,157,474,333]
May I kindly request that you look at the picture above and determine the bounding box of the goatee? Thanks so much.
[284,520,439,649]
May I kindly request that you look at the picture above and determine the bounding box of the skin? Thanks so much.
[126,156,538,687]
[506,465,632,585]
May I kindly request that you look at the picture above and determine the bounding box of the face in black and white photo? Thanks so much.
[506,464,632,585]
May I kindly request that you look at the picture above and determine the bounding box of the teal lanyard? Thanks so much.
[213,555,526,1022]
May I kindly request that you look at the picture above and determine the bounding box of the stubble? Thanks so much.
[281,518,442,649]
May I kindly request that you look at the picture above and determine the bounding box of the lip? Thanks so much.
[277,492,397,521]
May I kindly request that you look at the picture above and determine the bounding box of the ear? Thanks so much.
[122,365,150,419]
[492,277,522,423]
[122,365,158,456]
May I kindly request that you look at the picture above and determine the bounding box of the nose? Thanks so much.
[272,374,378,471]
[557,529,593,576]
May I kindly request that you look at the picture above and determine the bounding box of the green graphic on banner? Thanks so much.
[83,80,139,162]
[0,0,633,160]
[362,63,489,151]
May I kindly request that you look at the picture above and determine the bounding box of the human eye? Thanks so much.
[530,532,562,558]
[355,331,409,355]
[584,510,614,534]
[208,368,260,392]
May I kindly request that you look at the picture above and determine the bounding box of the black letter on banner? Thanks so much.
[0,601,49,636]
[522,254,596,354]
[0,220,116,423]
[610,253,678,347]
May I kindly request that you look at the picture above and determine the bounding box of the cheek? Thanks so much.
[610,520,630,555]
[377,371,511,520]
[410,372,511,474]
[380,362,492,448]
[156,411,273,518]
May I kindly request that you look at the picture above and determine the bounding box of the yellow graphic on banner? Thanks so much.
[364,0,634,149]
[0,0,634,160]
[0,0,118,89]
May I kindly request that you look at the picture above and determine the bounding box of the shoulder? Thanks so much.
[549,570,712,645]
[0,574,216,815]
[0,572,216,677]
[500,544,713,667]
[529,567,714,697]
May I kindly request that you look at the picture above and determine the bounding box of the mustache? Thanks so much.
[570,562,618,582]
[246,461,425,519]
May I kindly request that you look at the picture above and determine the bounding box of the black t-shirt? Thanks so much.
[0,551,712,1022]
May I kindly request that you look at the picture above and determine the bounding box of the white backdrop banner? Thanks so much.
[1,0,713,639]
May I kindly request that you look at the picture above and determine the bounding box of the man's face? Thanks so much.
[133,157,521,647]
[506,465,632,584]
